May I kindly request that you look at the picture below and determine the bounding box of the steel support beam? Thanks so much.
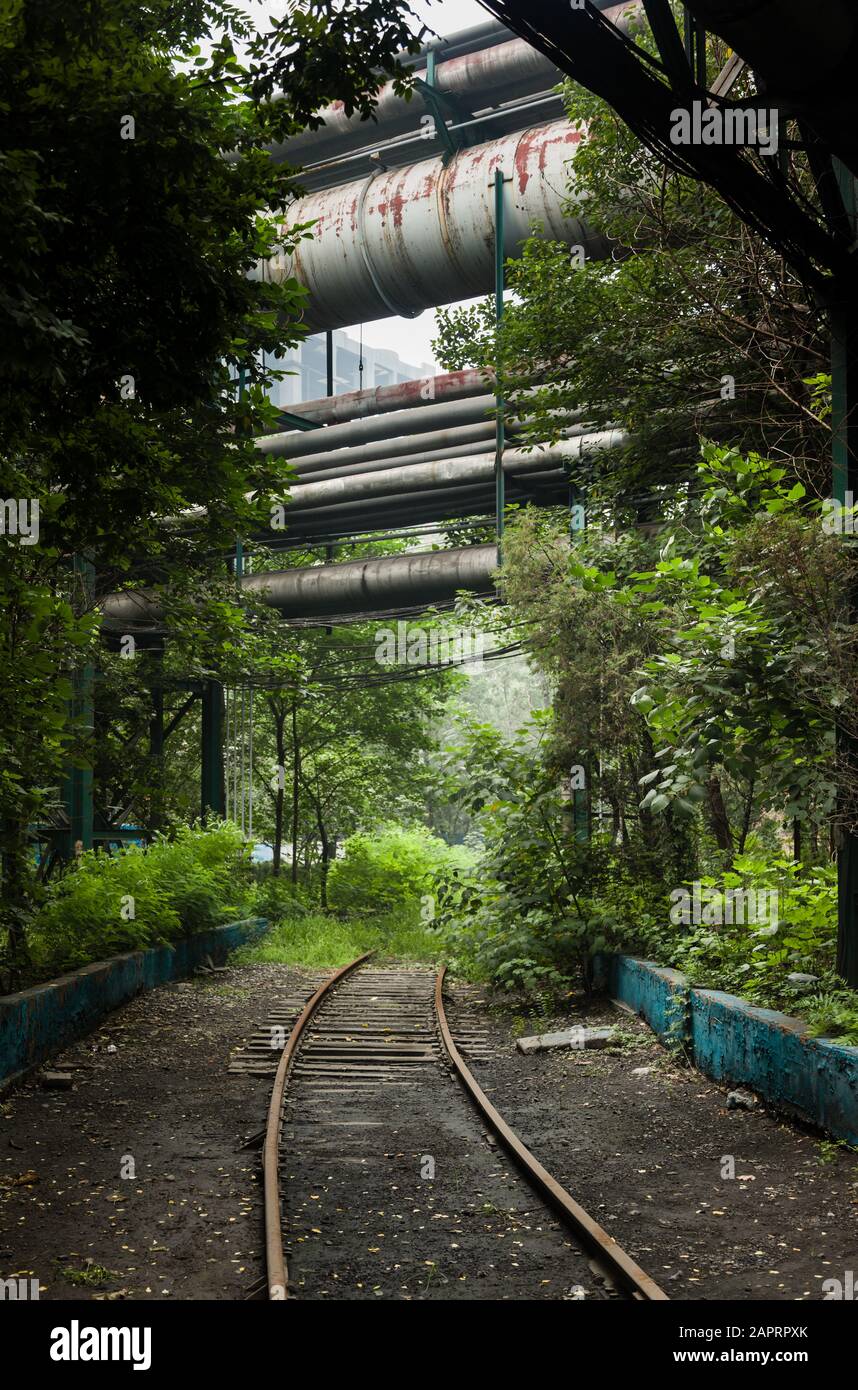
[201,679,225,821]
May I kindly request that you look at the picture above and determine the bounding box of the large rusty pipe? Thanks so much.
[258,120,609,332]
[278,367,495,428]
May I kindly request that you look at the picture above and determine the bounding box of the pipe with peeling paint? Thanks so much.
[256,120,610,332]
[278,368,496,429]
[270,37,563,171]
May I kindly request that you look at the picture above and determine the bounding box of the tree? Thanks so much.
[0,0,421,968]
[433,74,830,514]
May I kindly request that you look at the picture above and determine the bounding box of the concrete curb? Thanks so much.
[607,954,858,1145]
[0,918,269,1091]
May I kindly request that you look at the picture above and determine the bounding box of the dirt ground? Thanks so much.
[1,960,855,1301]
[446,982,858,1300]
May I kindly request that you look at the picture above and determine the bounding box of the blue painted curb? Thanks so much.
[608,954,858,1145]
[0,917,269,1090]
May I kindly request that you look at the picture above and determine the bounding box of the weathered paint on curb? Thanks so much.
[691,988,858,1146]
[0,918,268,1090]
[607,954,691,1048]
[608,954,858,1146]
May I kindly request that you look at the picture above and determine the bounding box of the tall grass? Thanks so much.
[232,911,441,969]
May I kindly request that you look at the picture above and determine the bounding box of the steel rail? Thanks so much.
[433,965,669,1302]
[263,950,373,1300]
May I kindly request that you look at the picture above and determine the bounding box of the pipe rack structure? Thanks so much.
[92,17,620,836]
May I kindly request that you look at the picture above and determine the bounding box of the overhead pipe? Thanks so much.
[277,367,496,429]
[270,37,562,170]
[292,429,519,482]
[289,420,504,477]
[295,423,597,483]
[283,434,628,511]
[269,6,638,176]
[264,481,558,534]
[260,393,502,460]
[257,120,610,332]
[102,544,500,625]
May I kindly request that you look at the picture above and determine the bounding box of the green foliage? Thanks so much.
[0,0,422,963]
[28,822,253,976]
[433,727,625,994]
[250,872,314,925]
[327,824,471,918]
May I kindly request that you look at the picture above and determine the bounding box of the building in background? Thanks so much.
[268,329,435,407]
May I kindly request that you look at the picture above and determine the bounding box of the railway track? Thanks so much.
[261,953,667,1301]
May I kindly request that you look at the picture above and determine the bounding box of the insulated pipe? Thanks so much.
[293,430,516,481]
[283,435,627,511]
[270,37,562,170]
[101,544,500,624]
[265,481,548,532]
[258,120,610,332]
[290,419,595,481]
[288,420,502,476]
[260,393,501,460]
[278,367,495,429]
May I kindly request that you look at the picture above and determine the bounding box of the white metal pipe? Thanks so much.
[283,434,627,511]
[257,120,610,332]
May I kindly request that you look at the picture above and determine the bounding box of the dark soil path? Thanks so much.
[444,980,858,1301]
[1,959,854,1301]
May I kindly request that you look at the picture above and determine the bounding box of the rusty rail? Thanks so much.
[263,951,373,1299]
[433,965,669,1302]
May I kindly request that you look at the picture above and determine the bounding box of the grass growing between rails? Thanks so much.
[232,911,442,969]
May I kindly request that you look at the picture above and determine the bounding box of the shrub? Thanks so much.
[27,821,253,977]
[327,824,472,918]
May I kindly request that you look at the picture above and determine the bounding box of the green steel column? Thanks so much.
[494,167,506,550]
[201,679,225,821]
[567,485,589,839]
[61,555,95,855]
[148,646,165,833]
[831,162,858,985]
[832,293,858,986]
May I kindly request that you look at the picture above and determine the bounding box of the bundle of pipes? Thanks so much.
[267,7,640,192]
[279,435,627,515]
[248,363,626,539]
[269,33,565,177]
